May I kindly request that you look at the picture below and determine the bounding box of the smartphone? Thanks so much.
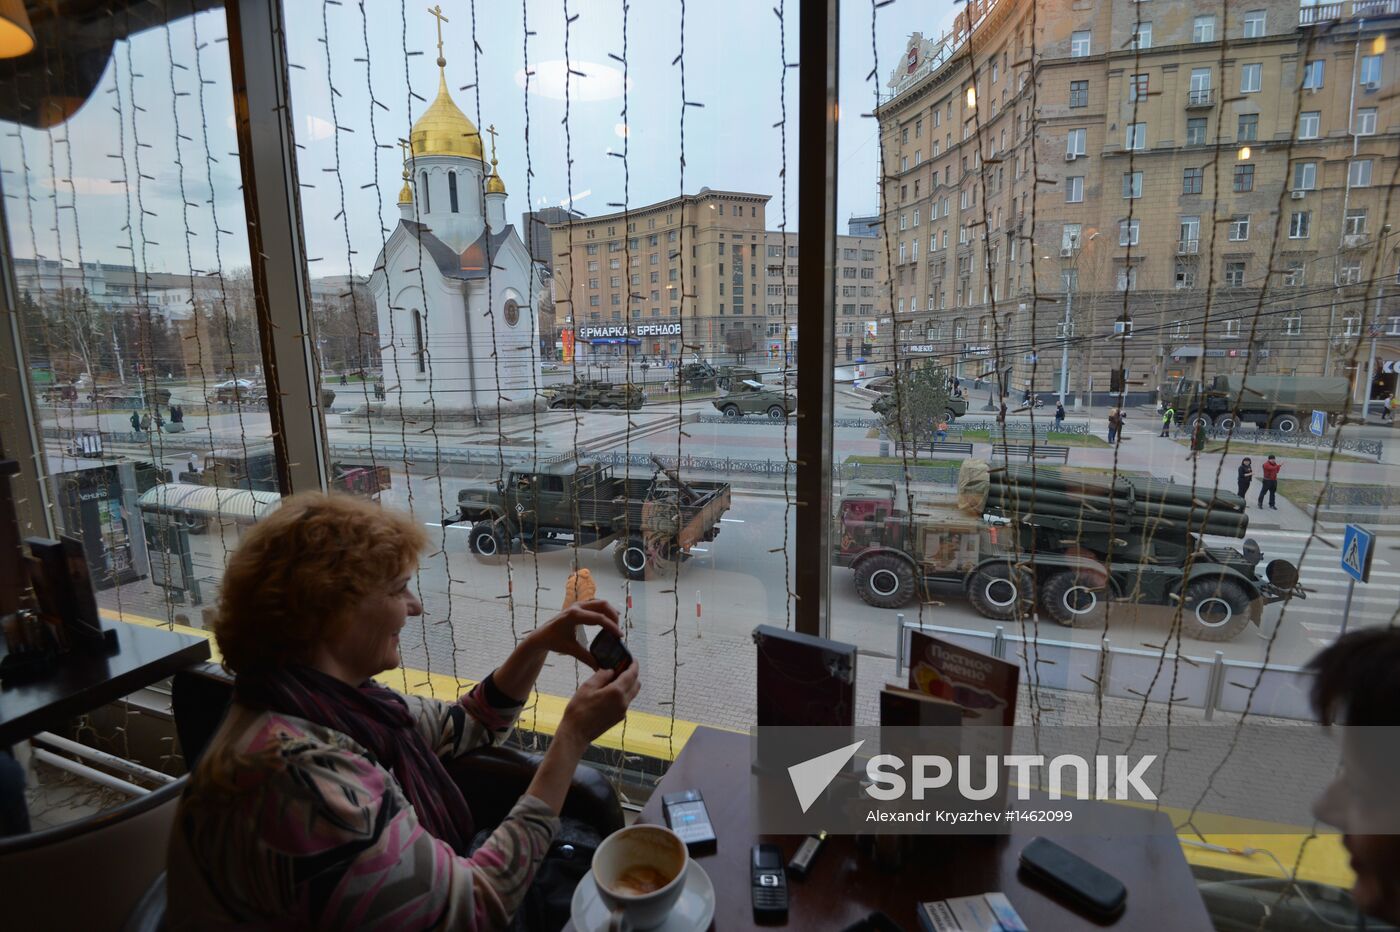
[751,844,789,922]
[588,628,633,672]
[1018,836,1126,921]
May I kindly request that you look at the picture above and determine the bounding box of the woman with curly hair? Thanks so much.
[166,492,638,930]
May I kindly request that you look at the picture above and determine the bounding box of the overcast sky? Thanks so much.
[2,0,957,280]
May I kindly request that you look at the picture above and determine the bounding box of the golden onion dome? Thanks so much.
[397,171,414,204]
[485,157,507,195]
[409,72,483,161]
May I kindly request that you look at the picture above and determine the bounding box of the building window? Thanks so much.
[1119,219,1140,246]
[1175,262,1197,289]
[1070,31,1091,57]
[412,309,426,373]
[1349,160,1373,188]
[1122,171,1143,198]
[1228,215,1251,241]
[1360,54,1383,87]
[1302,60,1324,90]
[448,171,459,213]
[1222,319,1241,338]
[1186,118,1208,146]
[1190,67,1212,101]
[1293,161,1317,190]
[1241,63,1262,93]
[1299,111,1320,139]
[1243,10,1266,37]
[1283,262,1305,287]
[1066,176,1085,203]
[1355,108,1377,135]
[1343,314,1362,334]
[1125,123,1146,150]
[1345,208,1368,236]
[1237,113,1259,141]
[1233,163,1255,192]
[1289,211,1311,239]
[1066,127,1087,156]
[1225,261,1246,287]
[1193,15,1215,41]
[1069,80,1088,108]
[1283,313,1302,334]
[1129,74,1148,102]
[1116,267,1138,291]
[1182,167,1204,194]
[420,171,431,212]
[1132,22,1152,49]
[1179,216,1200,251]
[1388,316,1400,337]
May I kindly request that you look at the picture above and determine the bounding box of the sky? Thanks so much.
[1,0,958,280]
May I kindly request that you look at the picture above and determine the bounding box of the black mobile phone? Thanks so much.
[1018,836,1126,921]
[588,628,633,672]
[751,843,789,923]
[662,789,717,855]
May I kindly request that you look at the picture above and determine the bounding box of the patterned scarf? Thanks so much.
[236,664,475,856]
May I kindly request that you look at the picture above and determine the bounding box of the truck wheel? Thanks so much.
[614,537,651,580]
[721,404,741,419]
[767,405,786,420]
[853,554,916,609]
[1181,577,1252,641]
[1188,413,1212,431]
[967,564,1034,621]
[1213,413,1239,432]
[1041,569,1108,627]
[469,521,507,557]
[944,408,960,424]
[548,399,567,410]
[1270,414,1300,433]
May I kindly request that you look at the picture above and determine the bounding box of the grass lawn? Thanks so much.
[1173,439,1375,464]
[1274,479,1392,510]
[843,454,1151,479]
[863,427,1110,447]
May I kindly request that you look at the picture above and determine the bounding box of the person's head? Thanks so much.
[1309,629,1400,924]
[215,493,428,682]
[1242,457,1251,466]
[1267,454,1276,462]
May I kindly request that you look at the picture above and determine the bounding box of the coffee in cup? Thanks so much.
[592,825,689,931]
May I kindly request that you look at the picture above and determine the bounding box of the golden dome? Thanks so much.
[398,177,414,204]
[485,157,507,195]
[409,72,483,161]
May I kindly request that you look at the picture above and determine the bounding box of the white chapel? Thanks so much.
[368,26,540,419]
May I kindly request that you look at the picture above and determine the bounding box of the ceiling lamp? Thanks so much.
[0,0,35,59]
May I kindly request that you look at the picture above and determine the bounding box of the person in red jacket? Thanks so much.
[1258,454,1282,509]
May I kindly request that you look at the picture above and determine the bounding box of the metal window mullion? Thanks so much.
[794,0,838,638]
[225,0,329,494]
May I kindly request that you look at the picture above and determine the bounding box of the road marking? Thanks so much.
[1284,604,1397,621]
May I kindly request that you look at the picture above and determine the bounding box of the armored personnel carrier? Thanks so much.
[546,380,646,410]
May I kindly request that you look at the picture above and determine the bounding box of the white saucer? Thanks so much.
[571,862,715,932]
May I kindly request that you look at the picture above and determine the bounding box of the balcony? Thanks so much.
[1186,88,1215,108]
[1177,239,1200,255]
[1300,0,1400,24]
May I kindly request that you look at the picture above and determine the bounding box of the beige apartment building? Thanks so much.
[762,231,885,365]
[549,189,770,362]
[877,0,1399,405]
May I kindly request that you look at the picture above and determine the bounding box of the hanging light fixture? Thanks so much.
[0,0,35,59]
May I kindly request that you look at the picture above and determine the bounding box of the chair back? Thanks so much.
[0,776,186,931]
[171,665,234,766]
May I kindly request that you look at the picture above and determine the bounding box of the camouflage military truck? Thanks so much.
[546,380,646,411]
[678,362,759,392]
[200,444,390,499]
[870,385,968,424]
[454,455,732,579]
[833,460,1302,641]
[712,380,796,419]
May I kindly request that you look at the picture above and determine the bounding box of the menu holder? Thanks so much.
[23,535,118,655]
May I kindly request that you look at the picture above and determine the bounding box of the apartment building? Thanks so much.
[762,231,885,364]
[549,189,771,361]
[877,0,1399,404]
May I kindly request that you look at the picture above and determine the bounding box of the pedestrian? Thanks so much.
[936,419,949,443]
[1389,394,1399,424]
[1107,409,1120,444]
[1237,457,1254,498]
[130,410,141,433]
[1160,405,1175,437]
[153,410,164,432]
[339,372,348,386]
[1186,419,1207,459]
[140,412,151,433]
[1258,454,1281,509]
[188,453,200,475]
[1054,402,1066,432]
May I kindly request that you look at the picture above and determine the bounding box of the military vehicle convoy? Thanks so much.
[454,455,732,579]
[1161,375,1350,433]
[546,380,646,411]
[834,460,1302,640]
[713,380,796,419]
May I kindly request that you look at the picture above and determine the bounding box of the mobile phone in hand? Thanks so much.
[588,628,633,672]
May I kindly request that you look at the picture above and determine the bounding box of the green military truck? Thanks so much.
[679,362,759,392]
[869,384,969,424]
[712,380,796,419]
[833,460,1302,641]
[1162,375,1350,433]
[454,455,732,579]
[546,380,646,411]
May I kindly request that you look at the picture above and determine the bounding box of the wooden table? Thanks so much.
[0,621,210,747]
[624,727,1212,931]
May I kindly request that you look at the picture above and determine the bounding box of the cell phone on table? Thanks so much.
[588,628,633,672]
[1018,836,1126,921]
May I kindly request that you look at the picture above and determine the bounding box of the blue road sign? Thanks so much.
[1310,410,1327,437]
[1342,524,1375,583]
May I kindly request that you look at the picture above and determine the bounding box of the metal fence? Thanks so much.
[895,620,1314,722]
[1192,427,1383,460]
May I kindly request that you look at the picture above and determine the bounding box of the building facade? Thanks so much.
[877,0,1399,405]
[549,188,771,362]
[762,231,885,365]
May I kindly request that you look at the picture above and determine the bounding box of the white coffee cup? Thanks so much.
[592,824,690,931]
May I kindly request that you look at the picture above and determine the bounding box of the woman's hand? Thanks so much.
[528,599,622,669]
[558,664,641,749]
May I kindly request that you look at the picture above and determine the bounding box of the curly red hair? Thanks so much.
[214,492,427,674]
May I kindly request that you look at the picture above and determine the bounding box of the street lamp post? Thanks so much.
[1362,224,1393,421]
[1052,231,1097,409]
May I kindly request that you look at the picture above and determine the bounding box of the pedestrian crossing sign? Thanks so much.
[1341,524,1374,583]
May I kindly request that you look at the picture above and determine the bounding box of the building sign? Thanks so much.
[576,321,682,342]
[963,345,991,357]
[903,344,937,354]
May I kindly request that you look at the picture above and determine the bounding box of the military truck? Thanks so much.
[1162,375,1350,433]
[454,455,732,579]
[833,460,1302,641]
[546,380,646,411]
[679,362,759,392]
[870,385,969,424]
[199,444,390,499]
[713,380,796,419]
